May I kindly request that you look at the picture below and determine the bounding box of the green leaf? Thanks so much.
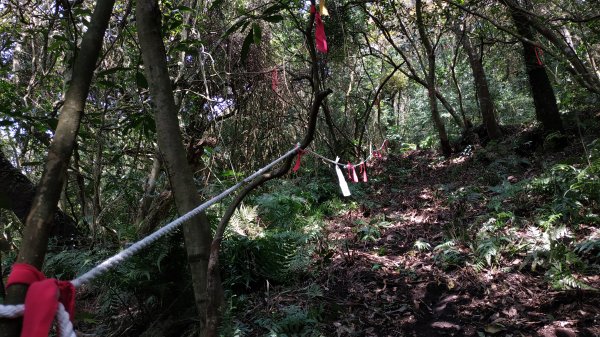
[240,29,254,64]
[263,15,284,23]
[52,35,70,42]
[263,3,284,16]
[97,80,116,88]
[223,19,247,38]
[240,21,251,32]
[46,118,59,131]
[135,71,148,89]
[175,5,193,12]
[252,23,262,45]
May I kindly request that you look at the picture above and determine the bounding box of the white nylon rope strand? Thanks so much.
[0,304,74,337]
[0,146,298,337]
[71,145,298,288]
[304,140,387,168]
[56,303,77,337]
[0,304,24,318]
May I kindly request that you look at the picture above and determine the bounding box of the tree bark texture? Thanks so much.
[0,0,115,336]
[0,150,78,240]
[509,6,563,133]
[415,0,452,157]
[501,0,600,95]
[136,0,212,333]
[135,154,162,229]
[204,89,332,337]
[457,27,502,140]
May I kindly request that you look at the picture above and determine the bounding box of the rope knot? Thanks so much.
[7,263,76,337]
[293,145,307,172]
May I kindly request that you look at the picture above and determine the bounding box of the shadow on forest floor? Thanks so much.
[312,143,600,337]
[239,129,600,337]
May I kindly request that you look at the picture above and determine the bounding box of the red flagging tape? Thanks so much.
[7,264,75,337]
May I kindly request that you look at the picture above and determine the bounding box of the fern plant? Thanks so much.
[257,305,321,337]
[413,239,431,252]
[575,239,600,259]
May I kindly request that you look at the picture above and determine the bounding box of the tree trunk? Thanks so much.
[0,149,78,241]
[416,0,452,157]
[508,2,600,95]
[204,89,332,337]
[136,0,212,333]
[449,38,471,129]
[135,154,162,229]
[91,109,106,241]
[365,8,465,132]
[0,0,115,336]
[509,6,563,133]
[456,25,502,139]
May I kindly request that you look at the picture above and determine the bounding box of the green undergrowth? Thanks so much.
[218,174,350,336]
[425,138,600,291]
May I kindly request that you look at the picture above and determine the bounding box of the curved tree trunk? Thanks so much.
[0,150,78,240]
[136,0,212,334]
[455,25,502,140]
[508,4,563,133]
[0,1,115,336]
[204,89,332,337]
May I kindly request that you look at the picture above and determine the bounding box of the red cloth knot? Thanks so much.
[7,263,76,337]
[293,146,307,172]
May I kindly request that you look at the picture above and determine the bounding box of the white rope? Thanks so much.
[0,304,24,318]
[2,140,387,331]
[0,140,386,329]
[0,304,75,337]
[71,145,298,288]
[56,303,77,337]
[304,140,387,168]
[0,145,298,336]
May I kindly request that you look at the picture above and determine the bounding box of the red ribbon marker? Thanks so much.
[346,162,358,183]
[310,5,328,53]
[373,150,382,159]
[271,68,279,92]
[359,163,368,182]
[7,263,76,337]
[534,46,544,66]
[292,147,307,172]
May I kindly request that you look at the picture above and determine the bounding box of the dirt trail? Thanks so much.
[318,150,600,337]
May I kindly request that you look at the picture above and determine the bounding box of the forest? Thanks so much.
[0,0,599,336]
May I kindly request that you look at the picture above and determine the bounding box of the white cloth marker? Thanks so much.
[334,157,351,197]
